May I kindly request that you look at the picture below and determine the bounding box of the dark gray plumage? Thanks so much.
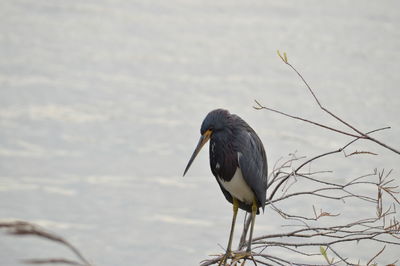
[183,108,268,262]
[202,109,268,213]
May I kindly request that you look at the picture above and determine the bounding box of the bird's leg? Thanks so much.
[246,199,257,253]
[230,200,258,265]
[227,197,239,253]
[219,197,239,266]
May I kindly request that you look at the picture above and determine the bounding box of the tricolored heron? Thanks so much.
[183,109,268,264]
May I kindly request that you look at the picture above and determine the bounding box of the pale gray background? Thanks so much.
[1,1,399,265]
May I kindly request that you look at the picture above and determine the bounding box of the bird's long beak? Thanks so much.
[183,129,212,176]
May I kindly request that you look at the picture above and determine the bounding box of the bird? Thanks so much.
[183,109,268,264]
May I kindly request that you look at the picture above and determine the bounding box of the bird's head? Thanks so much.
[183,109,231,176]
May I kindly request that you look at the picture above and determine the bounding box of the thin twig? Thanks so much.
[267,51,400,155]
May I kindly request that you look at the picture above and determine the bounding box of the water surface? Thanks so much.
[1,1,399,265]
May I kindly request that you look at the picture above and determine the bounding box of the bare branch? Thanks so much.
[366,245,386,266]
[258,51,400,155]
[254,99,362,139]
[205,53,400,264]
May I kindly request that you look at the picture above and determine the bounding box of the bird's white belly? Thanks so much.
[218,167,255,204]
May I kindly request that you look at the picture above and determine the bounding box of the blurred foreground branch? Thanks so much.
[0,220,92,266]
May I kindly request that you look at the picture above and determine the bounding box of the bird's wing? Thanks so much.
[236,129,268,211]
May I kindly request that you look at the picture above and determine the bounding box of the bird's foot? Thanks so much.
[217,251,232,266]
[233,250,257,266]
[217,250,255,266]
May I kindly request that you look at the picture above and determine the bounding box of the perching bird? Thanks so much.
[183,109,268,264]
